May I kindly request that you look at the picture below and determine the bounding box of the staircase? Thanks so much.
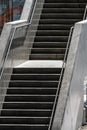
[29,0,85,60]
[0,67,62,130]
[0,0,86,130]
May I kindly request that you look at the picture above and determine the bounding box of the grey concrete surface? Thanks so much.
[21,0,36,21]
[0,0,37,73]
[0,0,37,111]
[0,20,27,72]
[52,20,87,130]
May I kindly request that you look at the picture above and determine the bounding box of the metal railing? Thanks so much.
[0,0,37,80]
[0,23,29,79]
[83,4,87,20]
[0,0,37,111]
[48,26,74,130]
[49,4,87,130]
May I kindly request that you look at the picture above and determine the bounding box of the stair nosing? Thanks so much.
[1,87,57,89]
[0,116,50,118]
[5,93,56,96]
[0,124,49,126]
[2,102,54,104]
[0,109,52,111]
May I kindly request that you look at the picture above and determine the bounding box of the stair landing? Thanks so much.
[15,60,63,68]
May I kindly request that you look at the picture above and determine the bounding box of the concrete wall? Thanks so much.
[52,20,87,130]
[0,0,37,110]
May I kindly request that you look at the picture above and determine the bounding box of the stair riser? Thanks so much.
[33,42,67,48]
[13,68,61,74]
[30,54,64,60]
[1,110,51,117]
[34,36,68,42]
[35,31,69,36]
[31,49,66,54]
[9,82,58,87]
[36,14,83,19]
[44,0,87,3]
[41,8,84,13]
[0,126,48,130]
[38,19,82,24]
[37,25,72,30]
[0,118,50,124]
[6,89,57,94]
[3,103,53,109]
[5,96,55,102]
[43,3,86,8]
[11,75,60,80]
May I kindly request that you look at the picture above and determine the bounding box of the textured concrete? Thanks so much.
[0,22,21,93]
[0,0,38,69]
[21,0,36,21]
[0,0,37,111]
[0,20,27,111]
[52,20,87,130]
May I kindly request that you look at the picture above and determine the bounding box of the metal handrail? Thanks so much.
[48,26,74,130]
[83,4,87,20]
[0,24,29,80]
[29,0,37,24]
[0,0,37,80]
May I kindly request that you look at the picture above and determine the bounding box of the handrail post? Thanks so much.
[83,4,87,20]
